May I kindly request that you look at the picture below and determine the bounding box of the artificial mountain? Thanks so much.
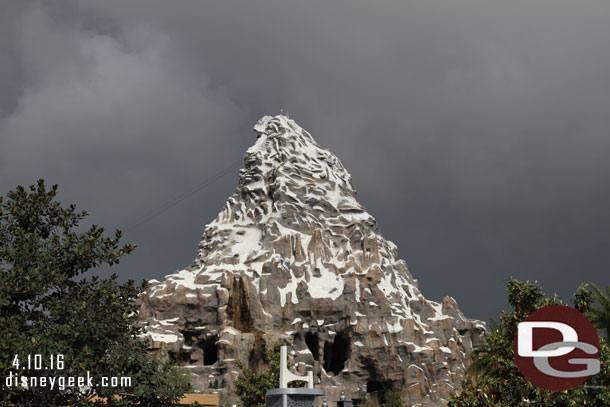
[138,115,484,406]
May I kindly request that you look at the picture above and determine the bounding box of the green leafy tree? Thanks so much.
[235,344,305,407]
[0,180,188,406]
[360,390,404,407]
[380,390,403,407]
[449,278,610,407]
[586,283,610,342]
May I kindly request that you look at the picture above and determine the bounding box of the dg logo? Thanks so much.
[514,305,600,391]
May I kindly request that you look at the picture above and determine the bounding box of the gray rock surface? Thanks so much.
[138,115,485,406]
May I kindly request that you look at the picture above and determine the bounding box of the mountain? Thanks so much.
[137,115,484,406]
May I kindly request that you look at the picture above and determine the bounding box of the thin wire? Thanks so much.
[125,160,242,231]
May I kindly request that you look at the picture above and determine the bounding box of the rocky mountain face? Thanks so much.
[138,115,484,406]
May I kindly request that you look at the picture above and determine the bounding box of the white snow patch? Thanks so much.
[149,332,179,343]
[230,228,262,259]
[407,342,433,353]
[408,364,424,373]
[159,318,179,326]
[307,266,344,301]
[428,315,451,321]
[386,320,403,333]
[221,327,240,336]
[430,301,443,315]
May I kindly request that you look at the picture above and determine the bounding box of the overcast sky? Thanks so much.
[2,0,609,323]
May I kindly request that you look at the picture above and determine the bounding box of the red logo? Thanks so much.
[514,305,600,391]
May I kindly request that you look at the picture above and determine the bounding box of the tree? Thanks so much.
[0,180,188,406]
[586,283,610,342]
[235,344,305,407]
[359,390,404,407]
[448,278,610,407]
[380,390,403,407]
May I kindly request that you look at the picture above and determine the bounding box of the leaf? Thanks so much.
[0,180,188,406]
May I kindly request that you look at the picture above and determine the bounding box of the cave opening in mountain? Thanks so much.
[200,336,218,366]
[366,380,384,393]
[323,332,350,375]
[305,332,319,360]
[181,330,198,347]
[366,380,387,404]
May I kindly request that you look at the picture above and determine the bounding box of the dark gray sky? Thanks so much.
[2,0,609,323]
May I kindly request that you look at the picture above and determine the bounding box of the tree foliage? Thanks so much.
[380,390,403,407]
[0,180,188,406]
[448,278,610,407]
[359,390,404,407]
[586,283,610,342]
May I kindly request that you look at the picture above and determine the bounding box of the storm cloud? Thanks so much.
[2,0,610,322]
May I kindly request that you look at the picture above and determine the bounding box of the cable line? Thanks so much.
[125,159,242,231]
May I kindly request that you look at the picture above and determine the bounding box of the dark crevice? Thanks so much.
[199,335,218,366]
[367,380,384,393]
[366,380,387,404]
[323,332,350,375]
[181,330,199,347]
[305,332,319,360]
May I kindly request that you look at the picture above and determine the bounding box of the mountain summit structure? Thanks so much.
[138,115,484,406]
